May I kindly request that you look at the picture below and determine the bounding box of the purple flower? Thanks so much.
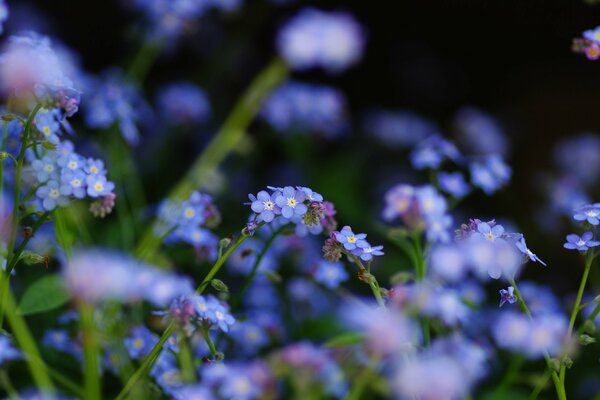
[564,231,600,251]
[515,238,546,266]
[573,204,600,225]
[250,190,280,222]
[499,286,517,307]
[438,172,471,199]
[333,226,367,251]
[275,186,307,219]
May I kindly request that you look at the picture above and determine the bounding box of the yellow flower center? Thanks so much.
[94,182,104,192]
[42,126,51,136]
[184,208,195,218]
[133,339,144,349]
[286,197,297,208]
[347,236,357,243]
[586,210,598,218]
[90,166,98,174]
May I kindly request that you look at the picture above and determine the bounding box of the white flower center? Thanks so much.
[263,200,274,210]
[68,161,78,170]
[71,179,82,188]
[215,310,224,320]
[44,164,54,172]
[586,210,598,218]
[577,239,586,246]
[49,189,60,199]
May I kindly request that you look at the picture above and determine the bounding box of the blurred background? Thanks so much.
[6,0,600,292]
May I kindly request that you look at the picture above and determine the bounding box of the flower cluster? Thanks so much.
[324,225,384,263]
[29,140,116,213]
[277,8,365,73]
[62,249,194,306]
[572,26,600,60]
[260,81,348,138]
[156,82,212,126]
[0,32,80,117]
[82,69,149,146]
[131,0,243,40]
[492,311,568,358]
[247,185,336,236]
[156,191,221,258]
[163,294,236,333]
[383,184,453,243]
[564,203,600,252]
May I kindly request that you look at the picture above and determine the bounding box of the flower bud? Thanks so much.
[210,279,229,293]
[583,319,596,334]
[218,237,232,249]
[579,334,596,346]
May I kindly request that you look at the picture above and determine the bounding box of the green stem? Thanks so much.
[127,40,162,84]
[46,366,85,398]
[133,57,288,263]
[0,97,13,198]
[202,329,218,357]
[577,301,600,335]
[509,278,566,400]
[529,369,551,400]
[492,356,525,399]
[345,251,386,308]
[2,284,55,393]
[115,231,256,400]
[80,303,101,400]
[230,224,286,310]
[559,251,594,390]
[177,331,196,383]
[0,370,20,400]
[6,103,42,264]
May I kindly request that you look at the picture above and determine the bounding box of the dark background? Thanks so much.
[7,0,600,291]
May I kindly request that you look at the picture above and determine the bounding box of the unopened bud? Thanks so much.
[265,271,282,284]
[579,334,596,346]
[548,358,561,372]
[0,152,9,161]
[561,356,573,369]
[390,272,414,285]
[584,320,596,334]
[22,226,33,238]
[1,113,17,121]
[210,279,229,293]
[218,237,232,249]
[214,352,225,361]
[19,251,49,268]
[42,142,57,150]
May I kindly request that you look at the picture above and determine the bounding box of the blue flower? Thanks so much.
[363,109,437,148]
[454,107,508,156]
[573,203,600,225]
[277,8,365,73]
[0,335,21,365]
[564,231,600,251]
[86,174,115,197]
[212,303,236,333]
[515,238,546,266]
[584,26,600,45]
[415,185,447,218]
[499,286,517,307]
[250,190,280,222]
[470,155,511,195]
[410,135,461,170]
[353,243,384,262]
[125,326,159,359]
[425,214,453,243]
[36,180,69,210]
[261,81,348,138]
[275,186,307,219]
[438,172,471,198]
[31,155,60,182]
[157,82,211,125]
[0,1,7,35]
[333,226,368,251]
[314,260,348,289]
[60,169,87,199]
[473,221,505,242]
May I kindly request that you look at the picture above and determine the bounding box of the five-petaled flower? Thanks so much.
[563,231,600,251]
[573,204,600,225]
[499,286,517,308]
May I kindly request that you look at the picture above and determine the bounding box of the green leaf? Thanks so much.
[324,332,364,347]
[18,274,71,316]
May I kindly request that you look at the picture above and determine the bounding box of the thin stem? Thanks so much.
[529,369,551,400]
[559,250,594,389]
[80,303,101,400]
[46,366,85,398]
[133,57,288,263]
[0,370,20,400]
[509,278,566,400]
[492,356,525,399]
[127,40,162,84]
[177,331,196,383]
[2,284,55,393]
[345,251,386,308]
[115,230,256,400]
[202,329,218,358]
[230,224,286,310]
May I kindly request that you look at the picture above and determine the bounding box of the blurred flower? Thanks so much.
[564,231,600,251]
[313,260,348,289]
[410,134,461,170]
[0,32,80,117]
[0,1,7,34]
[554,133,600,185]
[515,237,546,266]
[469,155,512,195]
[0,335,21,365]
[454,107,508,156]
[156,82,211,125]
[277,8,365,73]
[261,81,347,138]
[82,69,149,146]
[573,203,600,225]
[438,171,471,198]
[124,326,159,359]
[62,249,194,305]
[363,109,437,148]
